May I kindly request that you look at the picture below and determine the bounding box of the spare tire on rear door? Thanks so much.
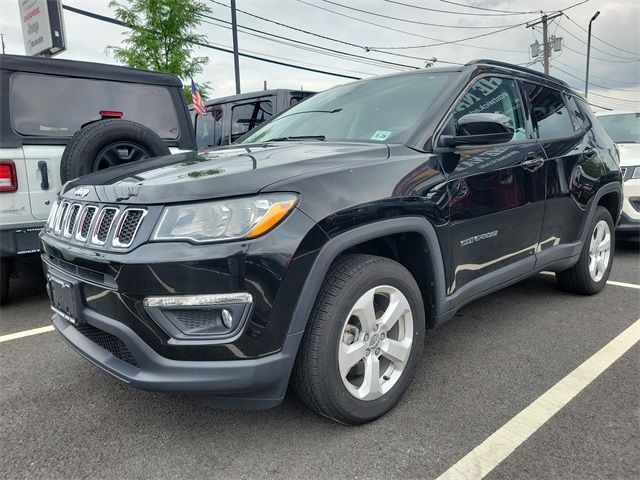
[60,119,171,183]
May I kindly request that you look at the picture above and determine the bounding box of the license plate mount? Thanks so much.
[49,276,83,325]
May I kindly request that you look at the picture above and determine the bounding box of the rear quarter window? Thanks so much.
[522,82,575,140]
[10,72,181,139]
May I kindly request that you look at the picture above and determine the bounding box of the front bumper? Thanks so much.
[40,206,327,403]
[52,309,302,407]
[618,178,640,234]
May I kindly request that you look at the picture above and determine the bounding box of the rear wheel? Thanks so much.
[556,206,614,295]
[293,254,425,424]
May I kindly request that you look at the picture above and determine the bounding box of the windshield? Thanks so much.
[598,113,640,143]
[238,72,454,145]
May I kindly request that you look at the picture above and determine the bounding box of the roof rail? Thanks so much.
[465,59,570,88]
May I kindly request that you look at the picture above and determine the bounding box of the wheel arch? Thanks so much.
[597,190,621,226]
[287,217,448,336]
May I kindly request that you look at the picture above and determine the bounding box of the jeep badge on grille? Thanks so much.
[74,186,90,197]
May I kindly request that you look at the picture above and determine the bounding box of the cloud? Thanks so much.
[1,0,638,110]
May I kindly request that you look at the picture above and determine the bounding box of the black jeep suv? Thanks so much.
[40,60,622,424]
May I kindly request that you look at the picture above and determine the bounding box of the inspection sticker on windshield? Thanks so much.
[371,130,392,141]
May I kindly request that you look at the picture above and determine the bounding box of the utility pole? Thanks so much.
[585,11,601,98]
[1,34,5,55]
[230,0,241,94]
[527,12,563,74]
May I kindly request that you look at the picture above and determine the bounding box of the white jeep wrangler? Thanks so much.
[0,54,195,303]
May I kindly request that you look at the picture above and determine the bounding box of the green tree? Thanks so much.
[107,0,212,101]
[425,57,437,68]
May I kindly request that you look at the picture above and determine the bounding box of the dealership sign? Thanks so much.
[18,0,66,56]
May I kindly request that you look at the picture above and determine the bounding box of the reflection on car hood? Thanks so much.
[616,143,640,167]
[63,142,389,204]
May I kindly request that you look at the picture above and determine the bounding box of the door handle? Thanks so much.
[521,156,545,171]
[38,161,49,190]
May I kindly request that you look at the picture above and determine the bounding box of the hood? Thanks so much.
[63,142,389,204]
[616,143,640,167]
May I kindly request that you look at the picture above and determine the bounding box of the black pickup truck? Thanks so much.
[192,89,315,148]
[40,60,622,424]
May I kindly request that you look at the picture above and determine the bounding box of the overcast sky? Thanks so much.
[1,0,638,110]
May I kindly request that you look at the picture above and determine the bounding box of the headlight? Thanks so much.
[151,194,297,243]
[631,166,640,180]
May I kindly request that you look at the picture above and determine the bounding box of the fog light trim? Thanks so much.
[143,293,253,308]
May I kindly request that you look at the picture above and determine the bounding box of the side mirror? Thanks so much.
[441,113,515,147]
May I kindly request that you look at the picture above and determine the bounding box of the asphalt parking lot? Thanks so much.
[1,240,638,480]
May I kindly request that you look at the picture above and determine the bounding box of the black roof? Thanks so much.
[203,88,315,106]
[0,54,182,87]
[465,59,571,89]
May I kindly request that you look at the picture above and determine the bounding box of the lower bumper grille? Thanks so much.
[75,324,139,367]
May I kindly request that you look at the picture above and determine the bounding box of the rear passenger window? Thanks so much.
[231,100,273,142]
[565,95,588,130]
[522,83,575,139]
[10,72,180,139]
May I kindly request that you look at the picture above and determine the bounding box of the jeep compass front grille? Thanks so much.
[77,206,98,241]
[113,209,147,248]
[92,208,118,245]
[47,202,148,250]
[63,204,81,237]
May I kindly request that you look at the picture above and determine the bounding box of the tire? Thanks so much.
[60,119,170,183]
[556,206,614,295]
[0,258,10,306]
[292,254,425,424]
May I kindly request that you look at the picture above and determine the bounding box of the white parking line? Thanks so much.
[0,325,55,343]
[436,318,640,480]
[541,271,640,290]
[605,279,640,290]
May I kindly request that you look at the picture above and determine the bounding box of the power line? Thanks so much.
[587,102,612,110]
[562,43,640,64]
[438,0,537,15]
[320,0,526,28]
[199,25,378,77]
[199,16,405,75]
[296,0,529,52]
[556,23,639,61]
[383,0,532,17]
[210,0,461,65]
[564,14,639,56]
[199,13,419,71]
[552,65,640,93]
[553,59,640,86]
[61,4,362,80]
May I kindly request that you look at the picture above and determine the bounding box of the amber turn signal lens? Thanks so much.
[247,199,296,238]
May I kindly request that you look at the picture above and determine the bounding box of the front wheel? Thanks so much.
[292,254,425,424]
[556,206,614,295]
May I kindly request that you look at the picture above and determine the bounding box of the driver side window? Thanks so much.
[448,77,526,142]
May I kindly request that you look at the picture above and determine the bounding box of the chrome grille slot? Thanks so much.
[46,200,60,228]
[113,209,147,248]
[54,202,70,234]
[63,204,81,237]
[76,206,98,241]
[91,207,118,245]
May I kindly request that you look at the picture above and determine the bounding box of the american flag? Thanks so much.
[191,79,206,116]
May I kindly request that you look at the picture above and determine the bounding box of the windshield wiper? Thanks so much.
[266,135,326,142]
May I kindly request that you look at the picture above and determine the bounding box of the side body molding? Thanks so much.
[286,216,448,336]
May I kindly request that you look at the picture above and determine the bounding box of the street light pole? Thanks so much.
[585,10,600,98]
[230,0,241,94]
